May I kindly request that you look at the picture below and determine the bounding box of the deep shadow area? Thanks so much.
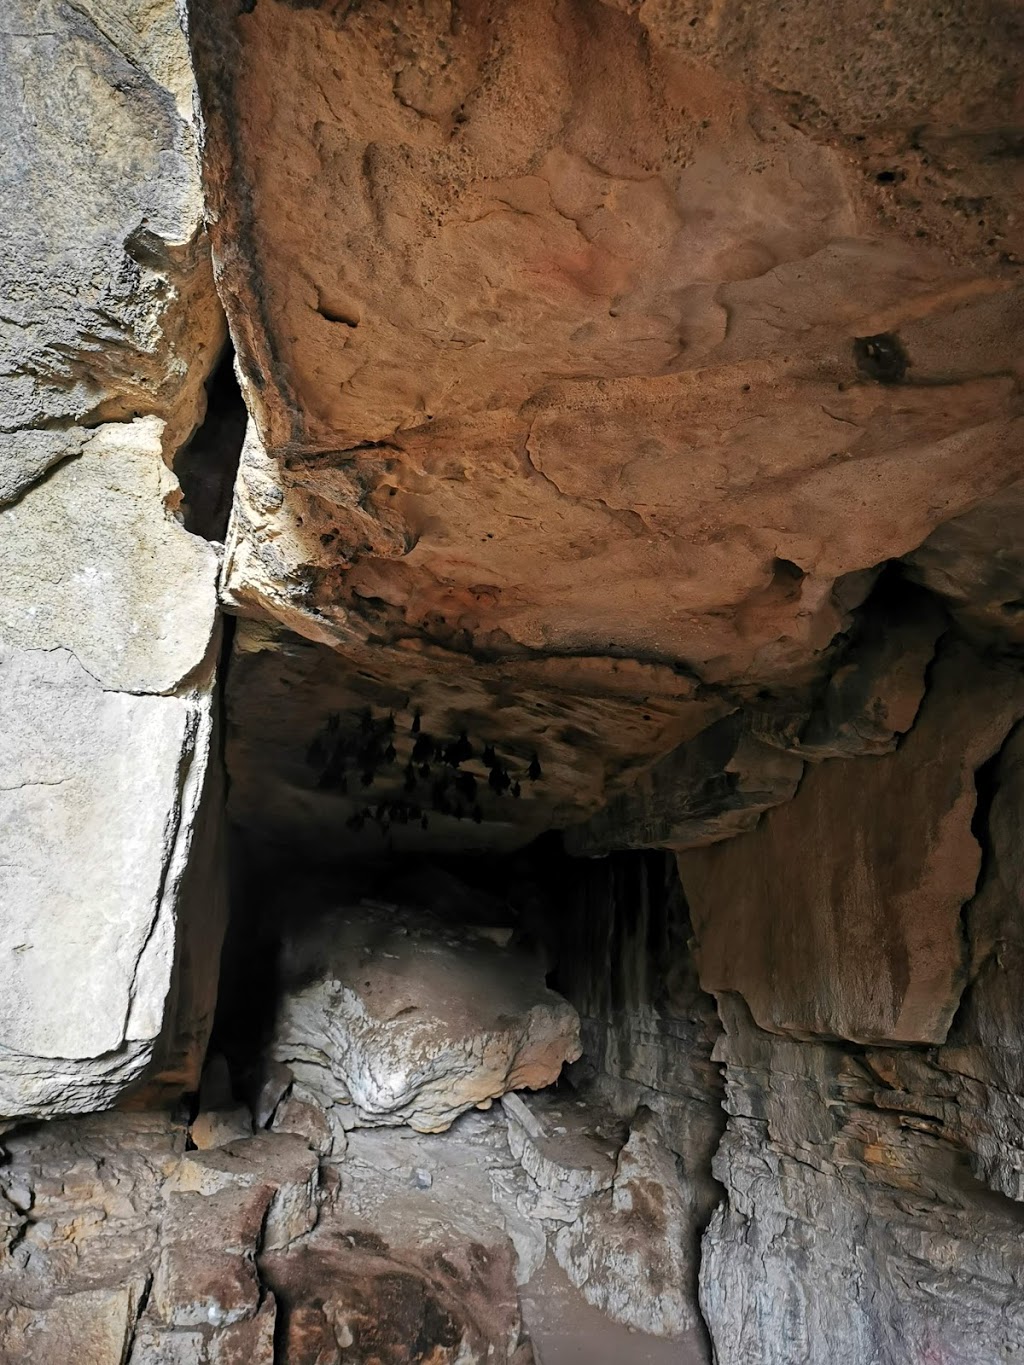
[174,342,248,541]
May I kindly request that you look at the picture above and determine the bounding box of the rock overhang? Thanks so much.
[183,0,1024,851]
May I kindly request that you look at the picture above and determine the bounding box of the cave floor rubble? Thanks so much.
[0,1086,709,1363]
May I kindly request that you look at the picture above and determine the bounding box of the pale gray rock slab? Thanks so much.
[267,903,582,1133]
[0,645,217,1120]
[502,1092,621,1223]
[0,418,220,695]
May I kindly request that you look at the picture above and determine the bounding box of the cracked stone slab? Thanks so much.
[502,1091,623,1222]
[0,646,219,1121]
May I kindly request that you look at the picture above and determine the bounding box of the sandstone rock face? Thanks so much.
[189,0,1024,853]
[0,0,227,1121]
[565,712,802,855]
[267,903,582,1132]
[680,644,1024,1044]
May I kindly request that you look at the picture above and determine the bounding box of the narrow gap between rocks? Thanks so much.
[173,341,248,542]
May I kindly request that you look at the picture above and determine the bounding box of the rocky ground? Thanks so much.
[0,1082,707,1364]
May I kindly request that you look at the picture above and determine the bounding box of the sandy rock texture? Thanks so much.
[0,0,228,1121]
[187,0,1024,852]
[265,901,582,1132]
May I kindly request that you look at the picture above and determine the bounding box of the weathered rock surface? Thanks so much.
[267,901,582,1132]
[700,996,1024,1365]
[503,1090,700,1338]
[0,1113,320,1364]
[503,1090,624,1223]
[189,0,1024,854]
[0,1106,544,1365]
[1,0,224,503]
[680,644,1024,1044]
[5,1,1024,1361]
[565,712,802,855]
[0,422,226,1122]
[692,660,1024,1363]
[0,0,228,1122]
[551,1107,700,1339]
[270,1115,537,1364]
[906,479,1024,649]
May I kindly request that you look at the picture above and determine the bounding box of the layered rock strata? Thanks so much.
[678,647,1024,1362]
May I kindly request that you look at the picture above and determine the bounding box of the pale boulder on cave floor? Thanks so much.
[266,904,582,1133]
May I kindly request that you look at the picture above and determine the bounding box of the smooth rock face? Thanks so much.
[0,418,219,694]
[0,0,227,1122]
[0,423,225,1122]
[267,903,582,1132]
[680,644,1024,1044]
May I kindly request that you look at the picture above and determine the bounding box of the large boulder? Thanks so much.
[266,903,582,1133]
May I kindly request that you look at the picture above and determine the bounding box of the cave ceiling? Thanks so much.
[186,0,1024,853]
